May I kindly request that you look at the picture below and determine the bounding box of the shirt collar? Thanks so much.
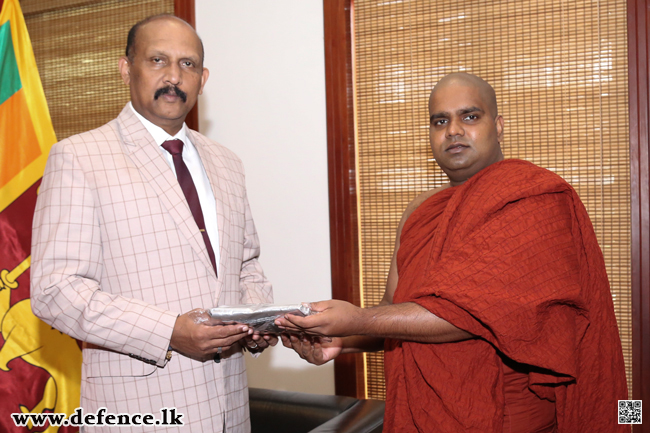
[129,101,188,146]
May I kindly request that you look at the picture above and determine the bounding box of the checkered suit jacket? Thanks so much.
[30,104,273,432]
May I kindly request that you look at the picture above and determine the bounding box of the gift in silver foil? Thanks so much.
[207,303,312,334]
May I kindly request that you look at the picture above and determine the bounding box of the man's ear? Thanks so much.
[198,67,209,95]
[118,56,131,85]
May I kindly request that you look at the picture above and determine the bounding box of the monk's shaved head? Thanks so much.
[431,73,498,117]
[427,72,504,186]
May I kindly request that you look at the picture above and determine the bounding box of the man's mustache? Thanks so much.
[154,86,187,103]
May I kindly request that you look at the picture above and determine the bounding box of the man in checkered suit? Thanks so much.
[30,14,273,432]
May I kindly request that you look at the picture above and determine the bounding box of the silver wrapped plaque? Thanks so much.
[207,303,312,334]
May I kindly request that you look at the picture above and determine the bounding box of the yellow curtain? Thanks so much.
[353,0,631,399]
[23,0,174,141]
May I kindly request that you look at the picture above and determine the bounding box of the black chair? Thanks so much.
[249,388,384,433]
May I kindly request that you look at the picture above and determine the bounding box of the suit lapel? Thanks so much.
[116,105,216,276]
[189,130,231,282]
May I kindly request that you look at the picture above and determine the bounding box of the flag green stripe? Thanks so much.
[0,20,21,105]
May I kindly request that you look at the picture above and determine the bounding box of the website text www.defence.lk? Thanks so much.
[12,407,183,428]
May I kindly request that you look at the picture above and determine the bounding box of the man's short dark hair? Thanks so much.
[125,14,205,64]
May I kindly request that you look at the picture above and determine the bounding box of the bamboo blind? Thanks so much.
[353,0,631,399]
[22,0,174,141]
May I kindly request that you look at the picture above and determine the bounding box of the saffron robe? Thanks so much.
[384,159,628,432]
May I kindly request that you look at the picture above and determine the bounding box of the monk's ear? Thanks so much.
[495,115,504,143]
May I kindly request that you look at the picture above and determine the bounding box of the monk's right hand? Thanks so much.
[171,308,252,362]
[280,334,343,365]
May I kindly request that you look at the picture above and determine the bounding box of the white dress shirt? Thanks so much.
[129,102,220,272]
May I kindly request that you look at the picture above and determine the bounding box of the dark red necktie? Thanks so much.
[162,139,217,276]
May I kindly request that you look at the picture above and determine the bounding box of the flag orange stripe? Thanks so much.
[0,0,56,212]
[0,88,41,188]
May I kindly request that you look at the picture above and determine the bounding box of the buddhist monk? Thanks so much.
[276,73,629,432]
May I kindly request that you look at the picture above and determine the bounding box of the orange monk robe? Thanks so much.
[384,159,628,433]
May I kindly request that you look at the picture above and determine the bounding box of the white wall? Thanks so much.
[195,1,335,394]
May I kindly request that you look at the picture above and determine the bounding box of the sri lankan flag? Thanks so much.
[0,0,81,432]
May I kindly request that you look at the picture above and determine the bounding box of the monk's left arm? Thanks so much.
[359,301,474,343]
[277,299,473,343]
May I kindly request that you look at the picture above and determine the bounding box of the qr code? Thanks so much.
[619,400,642,424]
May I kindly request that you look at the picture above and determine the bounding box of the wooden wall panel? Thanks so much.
[175,0,198,132]
[323,0,365,398]
[628,1,650,431]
